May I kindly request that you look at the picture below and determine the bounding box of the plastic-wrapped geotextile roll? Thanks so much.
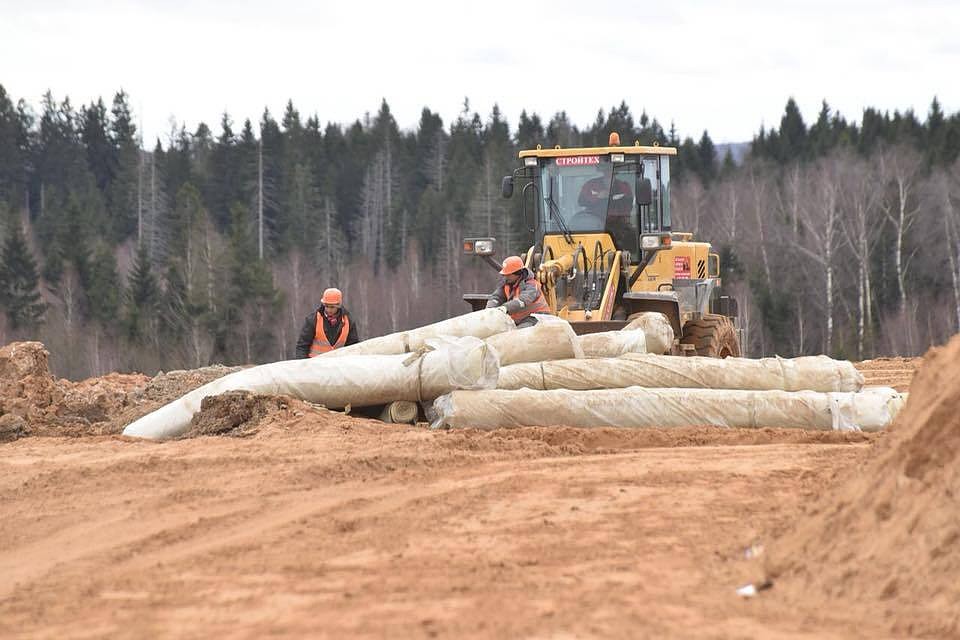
[623,313,675,355]
[379,400,419,424]
[497,354,865,393]
[576,330,648,358]
[123,337,498,440]
[431,386,904,432]
[485,315,583,365]
[323,308,516,358]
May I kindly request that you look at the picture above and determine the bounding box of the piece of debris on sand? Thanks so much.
[181,390,289,438]
[764,335,960,638]
[0,412,27,442]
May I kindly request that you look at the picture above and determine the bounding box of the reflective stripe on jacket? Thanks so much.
[503,276,551,323]
[309,313,351,356]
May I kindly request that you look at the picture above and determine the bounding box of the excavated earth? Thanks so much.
[0,340,944,638]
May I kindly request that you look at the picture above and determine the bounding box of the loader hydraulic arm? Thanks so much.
[537,244,588,288]
[538,253,574,287]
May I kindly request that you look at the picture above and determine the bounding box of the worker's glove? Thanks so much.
[495,305,509,314]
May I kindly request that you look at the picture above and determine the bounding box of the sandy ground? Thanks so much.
[0,354,922,639]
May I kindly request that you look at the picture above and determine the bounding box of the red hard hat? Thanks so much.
[321,288,343,305]
[499,255,525,275]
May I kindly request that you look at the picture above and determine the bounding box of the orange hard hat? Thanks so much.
[321,287,343,306]
[499,255,525,275]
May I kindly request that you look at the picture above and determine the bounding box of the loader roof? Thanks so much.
[519,143,677,159]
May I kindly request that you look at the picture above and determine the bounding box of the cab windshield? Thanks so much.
[539,154,663,257]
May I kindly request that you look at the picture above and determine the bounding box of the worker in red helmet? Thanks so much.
[485,255,552,328]
[296,287,360,357]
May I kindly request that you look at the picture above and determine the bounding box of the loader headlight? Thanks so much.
[474,239,494,255]
[523,157,538,167]
[464,237,496,256]
[641,234,672,250]
[641,235,661,250]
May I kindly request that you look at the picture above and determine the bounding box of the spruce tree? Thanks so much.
[207,112,241,228]
[108,91,140,241]
[0,222,45,329]
[80,98,115,193]
[124,242,160,339]
[808,100,835,157]
[446,101,483,223]
[516,110,544,149]
[85,243,122,330]
[604,101,635,141]
[673,136,700,184]
[546,111,578,148]
[927,97,947,165]
[695,131,718,183]
[720,148,736,177]
[778,97,807,160]
[0,84,29,203]
[221,203,279,362]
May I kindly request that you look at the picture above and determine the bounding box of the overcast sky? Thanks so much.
[2,0,958,147]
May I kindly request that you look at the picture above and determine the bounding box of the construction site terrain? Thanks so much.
[2,343,957,639]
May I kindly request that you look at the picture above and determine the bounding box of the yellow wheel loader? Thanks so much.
[463,132,741,357]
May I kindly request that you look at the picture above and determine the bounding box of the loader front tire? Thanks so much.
[680,314,740,358]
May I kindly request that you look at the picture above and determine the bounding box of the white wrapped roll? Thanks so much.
[124,337,498,440]
[431,385,904,432]
[323,308,515,357]
[576,330,648,358]
[379,401,419,424]
[623,312,675,354]
[498,354,864,393]
[485,315,583,365]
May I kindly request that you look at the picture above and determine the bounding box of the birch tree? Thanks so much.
[796,158,846,355]
[838,152,885,358]
[672,176,707,236]
[934,168,960,332]
[317,195,346,282]
[877,146,922,315]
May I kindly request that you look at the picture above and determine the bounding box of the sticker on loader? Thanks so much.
[674,256,691,279]
[556,155,600,167]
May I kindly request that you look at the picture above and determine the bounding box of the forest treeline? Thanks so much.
[1,83,959,378]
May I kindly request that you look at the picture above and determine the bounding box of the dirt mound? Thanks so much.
[0,342,152,438]
[105,364,244,435]
[0,341,244,439]
[765,338,960,637]
[182,391,289,438]
[855,356,921,391]
[136,364,245,403]
[0,342,61,421]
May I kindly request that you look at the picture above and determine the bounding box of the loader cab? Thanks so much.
[537,153,670,258]
[506,137,676,264]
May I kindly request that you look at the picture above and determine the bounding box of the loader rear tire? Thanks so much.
[680,314,740,358]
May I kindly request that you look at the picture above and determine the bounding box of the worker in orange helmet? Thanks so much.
[296,287,360,357]
[485,255,552,328]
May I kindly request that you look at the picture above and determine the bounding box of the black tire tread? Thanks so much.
[679,314,740,358]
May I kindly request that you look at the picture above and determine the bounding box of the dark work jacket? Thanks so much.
[295,306,360,358]
[485,269,542,313]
